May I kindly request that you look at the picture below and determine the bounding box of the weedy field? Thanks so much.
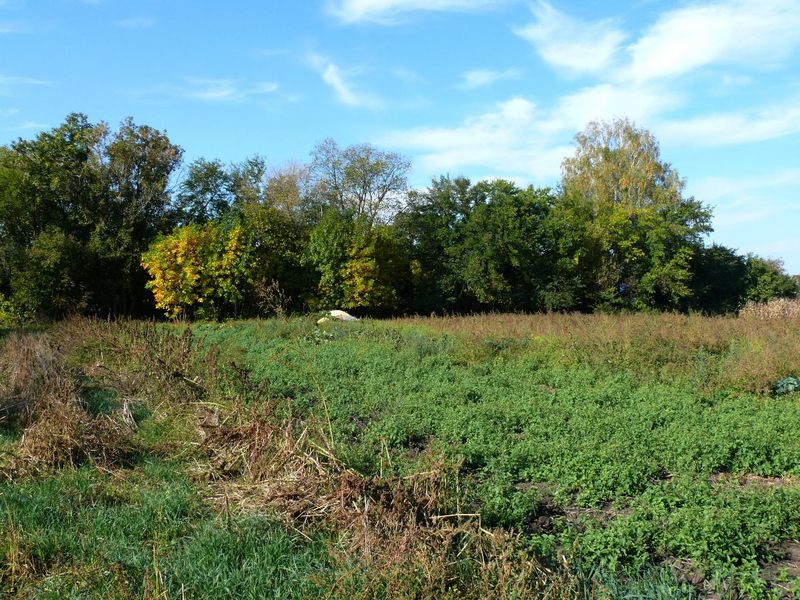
[1,310,800,599]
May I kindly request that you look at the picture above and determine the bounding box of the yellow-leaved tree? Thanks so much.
[141,223,251,318]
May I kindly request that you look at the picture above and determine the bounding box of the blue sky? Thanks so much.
[2,0,799,272]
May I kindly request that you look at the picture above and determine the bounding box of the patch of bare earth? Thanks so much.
[709,473,799,488]
[760,542,800,595]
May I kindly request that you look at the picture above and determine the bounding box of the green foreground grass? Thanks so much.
[1,463,331,599]
[2,313,800,598]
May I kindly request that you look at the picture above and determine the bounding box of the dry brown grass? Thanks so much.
[54,317,220,406]
[0,333,75,426]
[394,311,800,393]
[14,397,137,472]
[739,298,800,320]
[0,331,138,475]
[196,405,574,599]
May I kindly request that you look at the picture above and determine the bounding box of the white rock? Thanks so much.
[328,310,358,321]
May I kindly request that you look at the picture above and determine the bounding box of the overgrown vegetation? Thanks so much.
[2,313,799,598]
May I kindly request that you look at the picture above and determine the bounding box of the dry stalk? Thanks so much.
[739,298,800,320]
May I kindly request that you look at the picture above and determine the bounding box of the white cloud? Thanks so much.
[688,168,800,232]
[552,83,683,133]
[687,169,800,271]
[0,107,19,117]
[515,2,626,75]
[505,0,800,152]
[386,80,691,183]
[386,96,572,182]
[116,16,156,29]
[517,0,800,85]
[459,68,521,89]
[179,78,280,103]
[1,119,46,132]
[626,0,800,82]
[691,169,800,204]
[308,53,382,109]
[658,99,800,145]
[0,74,48,95]
[328,0,502,24]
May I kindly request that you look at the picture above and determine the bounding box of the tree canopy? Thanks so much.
[0,113,796,321]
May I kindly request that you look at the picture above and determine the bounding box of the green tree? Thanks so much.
[93,116,183,313]
[0,114,103,318]
[689,244,748,313]
[453,180,553,311]
[342,225,409,310]
[229,155,268,208]
[559,118,712,311]
[10,228,90,319]
[743,256,798,303]
[303,209,356,309]
[395,176,473,312]
[396,177,557,313]
[309,139,410,225]
[175,158,232,224]
[239,201,312,313]
[0,113,182,317]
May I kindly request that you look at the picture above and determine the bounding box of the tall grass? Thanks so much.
[740,297,800,320]
[394,311,800,392]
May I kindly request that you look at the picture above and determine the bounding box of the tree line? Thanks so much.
[0,113,797,322]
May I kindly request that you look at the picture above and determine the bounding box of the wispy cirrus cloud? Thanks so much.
[179,78,280,103]
[688,169,800,265]
[515,2,627,76]
[1,119,46,132]
[328,0,504,24]
[391,0,798,185]
[459,68,521,89]
[658,99,800,146]
[0,74,48,95]
[136,78,282,105]
[626,0,800,82]
[386,96,572,181]
[0,21,26,33]
[308,53,382,109]
[520,0,800,84]
[691,169,800,208]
